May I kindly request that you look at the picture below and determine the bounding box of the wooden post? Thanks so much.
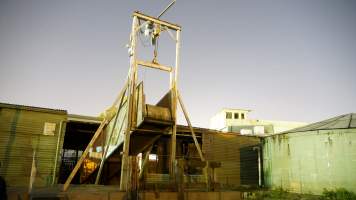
[120,15,138,191]
[132,156,138,191]
[139,145,153,180]
[169,29,180,179]
[52,120,64,185]
[205,161,211,191]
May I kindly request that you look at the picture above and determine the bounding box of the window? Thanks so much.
[149,154,157,161]
[241,113,245,119]
[234,113,239,119]
[226,112,232,119]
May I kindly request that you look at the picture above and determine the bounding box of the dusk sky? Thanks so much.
[1,0,355,128]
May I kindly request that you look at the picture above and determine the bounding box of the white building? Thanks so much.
[209,108,307,135]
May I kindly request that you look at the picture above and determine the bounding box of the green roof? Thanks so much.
[284,113,356,133]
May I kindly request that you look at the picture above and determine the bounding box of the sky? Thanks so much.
[0,0,355,128]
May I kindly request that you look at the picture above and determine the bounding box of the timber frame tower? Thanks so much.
[121,11,181,191]
[62,11,205,192]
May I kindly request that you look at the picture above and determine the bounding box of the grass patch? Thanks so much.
[319,188,356,200]
[244,188,356,200]
[244,187,316,200]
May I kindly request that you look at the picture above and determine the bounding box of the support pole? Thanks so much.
[253,146,262,187]
[120,15,139,191]
[52,120,64,185]
[169,30,180,178]
[139,143,154,180]
[177,90,205,162]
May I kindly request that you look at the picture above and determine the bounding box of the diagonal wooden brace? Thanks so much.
[62,80,129,191]
[177,90,205,162]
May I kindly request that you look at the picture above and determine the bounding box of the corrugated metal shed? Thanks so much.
[263,113,356,194]
[0,103,67,187]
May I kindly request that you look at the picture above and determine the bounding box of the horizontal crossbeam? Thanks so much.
[133,11,181,31]
[137,60,172,72]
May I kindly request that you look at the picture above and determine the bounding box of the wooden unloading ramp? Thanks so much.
[62,11,205,192]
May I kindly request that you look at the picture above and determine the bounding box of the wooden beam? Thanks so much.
[169,125,177,177]
[62,119,108,191]
[137,60,172,72]
[111,79,129,108]
[133,11,181,31]
[138,141,155,180]
[177,90,205,162]
[62,78,129,191]
[95,84,128,184]
[135,135,161,155]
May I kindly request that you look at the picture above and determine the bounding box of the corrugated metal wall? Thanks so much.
[263,129,356,194]
[0,104,67,187]
[202,132,261,189]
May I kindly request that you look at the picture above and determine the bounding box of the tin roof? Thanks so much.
[283,113,356,133]
[0,102,67,115]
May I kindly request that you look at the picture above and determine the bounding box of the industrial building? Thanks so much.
[0,102,262,199]
[209,108,307,135]
[0,103,103,187]
[263,113,356,194]
[0,103,67,187]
